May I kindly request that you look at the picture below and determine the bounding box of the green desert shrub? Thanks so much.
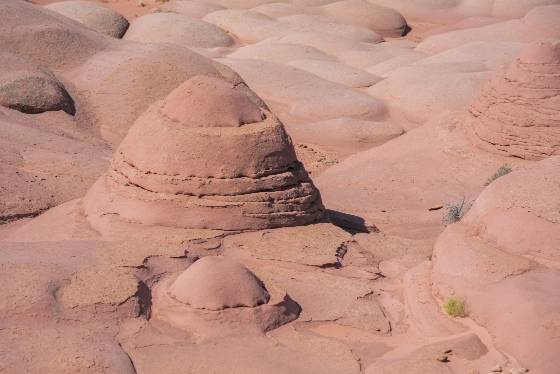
[485,164,512,186]
[443,298,466,318]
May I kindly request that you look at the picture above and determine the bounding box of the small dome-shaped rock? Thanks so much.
[168,256,270,310]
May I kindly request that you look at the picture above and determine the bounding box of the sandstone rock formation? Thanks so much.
[67,42,225,144]
[0,53,75,115]
[432,156,560,373]
[221,58,386,124]
[168,256,270,310]
[0,108,109,224]
[320,0,408,37]
[155,0,226,19]
[288,59,382,88]
[124,12,235,48]
[369,0,560,21]
[152,256,299,338]
[288,117,404,157]
[416,5,560,53]
[4,0,560,372]
[83,75,324,231]
[468,41,560,160]
[44,0,130,38]
[0,0,111,70]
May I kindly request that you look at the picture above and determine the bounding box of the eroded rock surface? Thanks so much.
[0,54,75,115]
[468,41,560,160]
[45,0,130,38]
[432,157,560,373]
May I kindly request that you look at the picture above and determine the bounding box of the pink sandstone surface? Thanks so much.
[1,0,559,373]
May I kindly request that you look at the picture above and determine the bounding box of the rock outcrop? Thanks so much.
[432,156,560,374]
[320,0,408,37]
[168,256,270,310]
[0,53,75,115]
[44,0,130,38]
[0,0,111,70]
[468,41,560,160]
[83,75,324,231]
[155,0,226,19]
[123,13,234,48]
[152,256,299,338]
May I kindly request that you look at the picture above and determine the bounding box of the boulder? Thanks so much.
[124,12,234,48]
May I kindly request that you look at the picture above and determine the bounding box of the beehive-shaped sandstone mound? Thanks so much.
[83,75,324,231]
[168,256,270,310]
[44,0,130,38]
[468,41,560,160]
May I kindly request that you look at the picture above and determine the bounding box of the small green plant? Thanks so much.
[485,164,512,186]
[443,298,466,318]
[443,197,472,225]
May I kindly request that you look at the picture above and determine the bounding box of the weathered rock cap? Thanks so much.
[0,53,75,115]
[160,75,264,127]
[168,256,270,310]
[83,74,324,231]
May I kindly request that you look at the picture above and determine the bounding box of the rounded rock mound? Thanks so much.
[0,53,75,115]
[123,13,234,49]
[168,256,270,310]
[83,75,324,231]
[44,0,129,38]
[151,255,299,338]
[467,41,560,160]
[320,0,408,37]
[155,0,225,19]
[432,156,560,374]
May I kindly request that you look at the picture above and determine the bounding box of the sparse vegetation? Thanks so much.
[485,164,512,186]
[443,197,472,225]
[443,298,466,318]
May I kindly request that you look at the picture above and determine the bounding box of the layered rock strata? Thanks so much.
[45,0,130,38]
[83,75,324,231]
[468,41,560,160]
